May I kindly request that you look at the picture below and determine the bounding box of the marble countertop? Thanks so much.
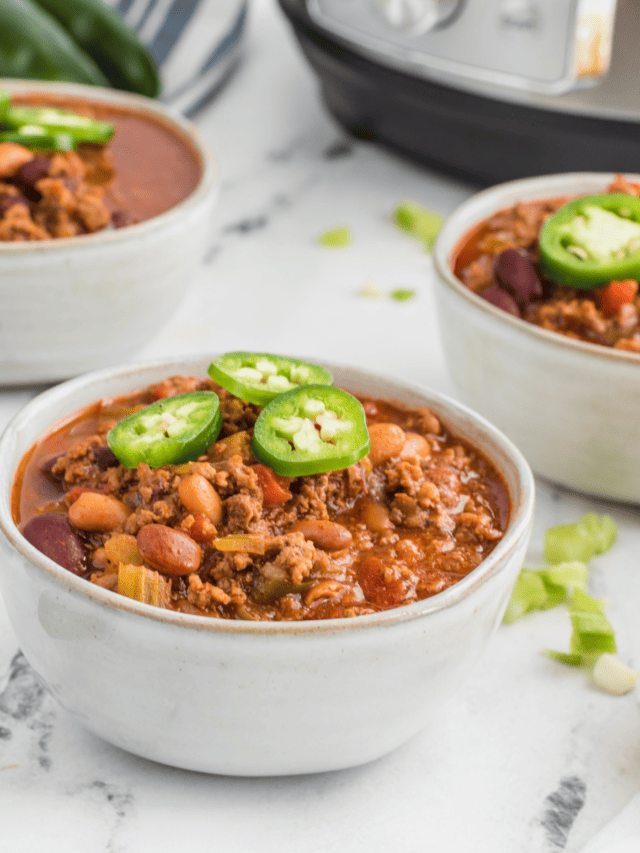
[1,1,639,850]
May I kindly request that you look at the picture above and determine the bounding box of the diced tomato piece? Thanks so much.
[253,464,292,506]
[357,556,407,608]
[599,279,638,316]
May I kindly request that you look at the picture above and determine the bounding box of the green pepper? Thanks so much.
[539,194,640,288]
[252,385,371,477]
[1,103,114,145]
[208,352,333,406]
[31,0,162,97]
[0,0,109,87]
[107,392,222,469]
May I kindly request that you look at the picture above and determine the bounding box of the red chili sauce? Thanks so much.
[12,376,510,621]
[0,93,202,240]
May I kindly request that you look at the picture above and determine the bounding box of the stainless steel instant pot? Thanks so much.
[277,0,640,183]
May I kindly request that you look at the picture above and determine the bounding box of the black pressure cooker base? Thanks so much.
[278,0,640,185]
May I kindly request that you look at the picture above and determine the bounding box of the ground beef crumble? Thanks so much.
[15,375,510,621]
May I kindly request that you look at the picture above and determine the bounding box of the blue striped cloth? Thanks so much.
[104,0,247,114]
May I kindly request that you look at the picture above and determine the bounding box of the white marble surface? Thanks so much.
[1,1,640,850]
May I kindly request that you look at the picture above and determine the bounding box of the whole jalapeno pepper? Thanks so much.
[252,385,371,477]
[31,0,162,97]
[0,0,109,87]
[108,392,222,469]
[208,352,333,406]
[539,194,640,288]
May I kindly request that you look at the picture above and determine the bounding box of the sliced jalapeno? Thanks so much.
[208,352,333,406]
[107,392,222,469]
[2,100,114,145]
[0,127,75,151]
[539,194,640,288]
[252,385,371,477]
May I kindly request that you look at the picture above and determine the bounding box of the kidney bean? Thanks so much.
[68,492,129,532]
[15,157,50,187]
[21,513,85,574]
[0,192,29,215]
[291,519,353,551]
[92,446,120,470]
[137,524,202,576]
[480,286,521,317]
[494,248,542,304]
[40,453,64,481]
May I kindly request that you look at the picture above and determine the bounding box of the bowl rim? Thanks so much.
[0,79,218,253]
[0,355,535,635]
[433,171,640,366]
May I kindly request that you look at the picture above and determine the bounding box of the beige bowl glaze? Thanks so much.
[433,172,640,504]
[0,357,534,775]
[0,80,218,385]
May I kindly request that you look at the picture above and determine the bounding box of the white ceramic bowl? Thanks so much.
[0,356,534,775]
[0,80,218,385]
[433,172,640,505]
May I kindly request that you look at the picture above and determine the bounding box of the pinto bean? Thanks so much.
[21,513,85,574]
[358,497,393,532]
[400,432,431,459]
[178,474,223,524]
[68,492,129,532]
[291,519,353,551]
[367,423,406,467]
[137,524,201,576]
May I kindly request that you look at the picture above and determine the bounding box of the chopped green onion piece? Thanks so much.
[503,561,588,624]
[503,570,548,623]
[543,512,617,564]
[543,650,585,667]
[393,200,443,250]
[581,512,618,555]
[546,588,617,667]
[390,288,416,302]
[359,281,385,299]
[318,227,351,248]
[592,654,639,695]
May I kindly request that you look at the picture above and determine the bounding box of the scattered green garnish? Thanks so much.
[359,281,385,299]
[504,512,638,694]
[393,200,443,250]
[390,288,416,302]
[317,227,352,248]
[544,512,617,563]
[544,588,617,666]
[502,561,588,624]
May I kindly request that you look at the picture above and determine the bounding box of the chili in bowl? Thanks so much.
[0,354,534,775]
[0,79,217,384]
[433,172,640,504]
